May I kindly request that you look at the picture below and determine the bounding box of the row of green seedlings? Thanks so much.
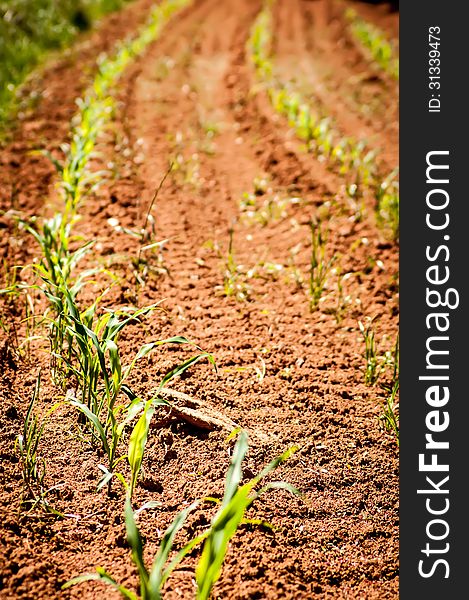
[20,0,191,380]
[62,430,298,599]
[359,318,399,444]
[344,7,399,80]
[247,2,399,241]
[45,0,192,213]
[10,0,193,505]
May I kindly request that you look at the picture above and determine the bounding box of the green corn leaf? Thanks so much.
[134,342,157,361]
[222,430,248,505]
[97,465,114,492]
[128,399,155,499]
[159,352,215,390]
[161,529,208,587]
[148,500,199,595]
[196,484,252,600]
[154,335,194,346]
[134,501,162,517]
[62,568,138,599]
[253,445,298,484]
[121,384,140,403]
[123,342,158,383]
[125,498,150,593]
[106,339,121,392]
[69,400,109,456]
[195,433,299,600]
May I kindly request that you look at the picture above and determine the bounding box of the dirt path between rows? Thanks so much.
[1,0,399,598]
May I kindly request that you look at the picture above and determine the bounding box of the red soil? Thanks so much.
[0,1,399,598]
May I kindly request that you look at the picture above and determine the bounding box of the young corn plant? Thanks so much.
[15,371,61,514]
[169,130,202,190]
[376,169,399,241]
[16,372,46,505]
[358,319,380,385]
[381,333,399,393]
[239,187,301,227]
[107,215,170,288]
[132,166,173,286]
[359,321,399,389]
[220,226,251,302]
[64,431,298,599]
[358,323,399,443]
[195,431,298,599]
[332,268,353,324]
[248,4,274,83]
[308,220,336,311]
[379,380,399,445]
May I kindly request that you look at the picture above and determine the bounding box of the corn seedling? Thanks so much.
[169,131,202,189]
[345,8,399,80]
[240,187,301,227]
[107,217,170,288]
[16,372,46,503]
[284,244,304,290]
[132,166,173,286]
[331,268,353,324]
[248,5,274,83]
[358,319,380,385]
[64,295,160,490]
[381,333,399,393]
[376,169,399,241]
[195,430,298,599]
[345,181,366,222]
[308,220,336,311]
[254,358,266,383]
[379,380,399,445]
[196,114,219,156]
[358,321,398,388]
[219,226,251,302]
[15,371,61,514]
[64,431,297,599]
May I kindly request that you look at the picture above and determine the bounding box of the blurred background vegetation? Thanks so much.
[0,0,130,123]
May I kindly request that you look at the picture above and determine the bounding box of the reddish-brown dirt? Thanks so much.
[0,1,399,598]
